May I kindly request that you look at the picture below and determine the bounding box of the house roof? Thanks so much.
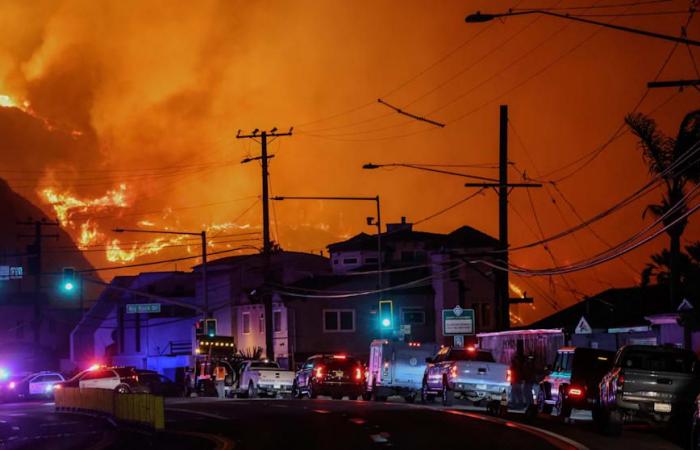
[327,225,498,252]
[527,285,675,331]
[195,250,329,270]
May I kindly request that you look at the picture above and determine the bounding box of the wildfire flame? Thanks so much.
[106,235,187,263]
[42,184,128,226]
[78,220,101,249]
[0,94,17,108]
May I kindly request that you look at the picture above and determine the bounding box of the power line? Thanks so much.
[513,0,672,11]
[414,189,486,226]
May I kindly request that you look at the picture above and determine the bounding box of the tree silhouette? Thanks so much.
[626,109,700,309]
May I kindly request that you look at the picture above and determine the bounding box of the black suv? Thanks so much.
[292,355,365,400]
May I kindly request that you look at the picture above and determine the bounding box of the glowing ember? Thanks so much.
[509,282,525,298]
[78,220,101,249]
[41,184,128,226]
[138,220,156,227]
[509,311,524,325]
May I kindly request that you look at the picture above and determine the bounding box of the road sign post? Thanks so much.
[453,335,465,348]
[442,306,475,336]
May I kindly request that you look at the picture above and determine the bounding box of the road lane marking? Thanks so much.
[444,409,588,450]
[165,407,229,420]
[312,409,330,414]
[349,418,366,425]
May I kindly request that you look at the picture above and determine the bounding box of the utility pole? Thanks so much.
[17,218,59,344]
[465,105,540,331]
[238,127,293,361]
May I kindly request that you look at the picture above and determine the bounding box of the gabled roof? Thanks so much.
[327,225,497,252]
[527,285,673,331]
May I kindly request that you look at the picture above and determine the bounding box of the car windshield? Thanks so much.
[250,362,280,369]
[449,350,495,362]
[621,350,696,373]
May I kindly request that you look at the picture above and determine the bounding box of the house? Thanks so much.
[70,271,199,381]
[527,285,700,353]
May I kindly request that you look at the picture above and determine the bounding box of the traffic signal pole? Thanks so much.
[17,219,59,345]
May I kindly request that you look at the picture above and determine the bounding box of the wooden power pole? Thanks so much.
[238,127,293,361]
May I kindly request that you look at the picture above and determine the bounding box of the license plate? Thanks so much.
[476,384,487,390]
[654,403,672,413]
[333,371,344,378]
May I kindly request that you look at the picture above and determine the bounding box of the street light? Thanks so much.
[465,10,700,47]
[113,227,210,318]
[271,195,383,288]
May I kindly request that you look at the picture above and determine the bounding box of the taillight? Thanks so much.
[506,369,512,384]
[616,374,625,389]
[355,367,362,381]
[315,366,324,379]
[568,386,583,397]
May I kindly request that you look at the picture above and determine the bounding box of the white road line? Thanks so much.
[165,407,230,421]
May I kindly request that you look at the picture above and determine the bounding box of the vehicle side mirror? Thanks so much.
[425,357,433,364]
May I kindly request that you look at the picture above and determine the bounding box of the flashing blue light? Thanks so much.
[381,318,391,328]
[0,369,8,380]
[63,282,75,291]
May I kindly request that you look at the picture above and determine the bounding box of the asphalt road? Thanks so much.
[0,400,112,450]
[164,397,687,450]
[165,397,582,450]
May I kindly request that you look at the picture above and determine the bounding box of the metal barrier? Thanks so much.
[55,387,165,430]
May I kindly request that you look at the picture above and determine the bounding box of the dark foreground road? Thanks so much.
[165,397,582,450]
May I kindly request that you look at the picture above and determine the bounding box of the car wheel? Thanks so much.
[441,379,454,407]
[247,382,257,399]
[331,395,343,400]
[308,382,318,399]
[404,394,416,404]
[291,381,301,399]
[421,381,435,404]
[603,409,623,436]
[349,395,358,401]
[537,388,552,414]
[557,389,571,420]
[115,384,131,394]
[361,391,372,401]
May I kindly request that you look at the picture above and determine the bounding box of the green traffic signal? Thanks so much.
[379,300,393,329]
[61,267,76,293]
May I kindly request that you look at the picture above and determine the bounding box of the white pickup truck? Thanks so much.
[422,346,511,410]
[234,360,295,398]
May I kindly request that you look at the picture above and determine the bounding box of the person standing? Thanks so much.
[215,365,227,399]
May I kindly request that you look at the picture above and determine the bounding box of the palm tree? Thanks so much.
[641,242,700,300]
[625,109,700,309]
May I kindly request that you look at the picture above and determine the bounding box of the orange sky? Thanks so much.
[0,0,698,324]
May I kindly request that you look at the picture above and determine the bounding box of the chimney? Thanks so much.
[386,216,413,233]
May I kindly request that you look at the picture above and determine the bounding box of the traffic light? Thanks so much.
[205,318,217,337]
[379,300,393,329]
[62,267,76,292]
[195,319,205,337]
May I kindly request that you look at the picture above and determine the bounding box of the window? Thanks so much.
[273,311,282,333]
[242,312,251,334]
[323,309,355,332]
[401,307,425,325]
[343,258,358,264]
[259,313,264,334]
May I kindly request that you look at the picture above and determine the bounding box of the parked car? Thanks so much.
[230,360,295,398]
[536,347,614,418]
[422,346,510,408]
[55,366,148,394]
[293,354,365,400]
[135,370,186,397]
[366,340,439,403]
[597,345,700,435]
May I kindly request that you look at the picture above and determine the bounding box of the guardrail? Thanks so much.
[55,387,165,430]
